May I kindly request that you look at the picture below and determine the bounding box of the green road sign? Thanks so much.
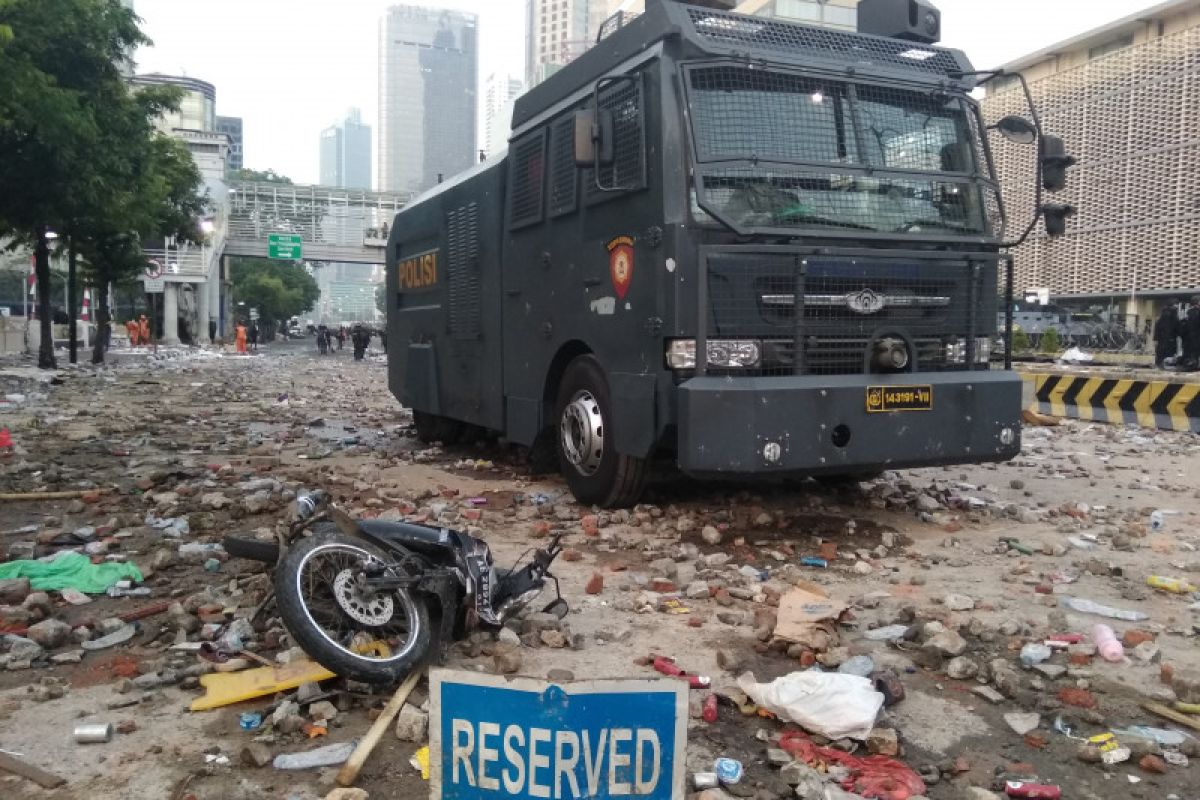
[268,233,303,260]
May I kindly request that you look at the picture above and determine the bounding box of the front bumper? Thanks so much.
[676,370,1022,476]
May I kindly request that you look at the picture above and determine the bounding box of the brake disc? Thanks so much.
[332,569,395,626]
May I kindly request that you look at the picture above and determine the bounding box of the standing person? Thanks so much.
[249,321,260,353]
[137,314,150,347]
[235,321,248,355]
[1154,305,1180,368]
[351,324,369,361]
[1185,297,1200,371]
[125,318,140,346]
[316,325,329,355]
[336,326,346,351]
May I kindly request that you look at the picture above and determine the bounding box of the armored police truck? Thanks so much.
[385,0,1073,507]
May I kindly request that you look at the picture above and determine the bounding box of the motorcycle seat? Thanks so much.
[357,519,455,557]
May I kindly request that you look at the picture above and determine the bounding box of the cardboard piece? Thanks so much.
[773,582,847,650]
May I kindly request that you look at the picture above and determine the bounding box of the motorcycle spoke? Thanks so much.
[295,544,417,663]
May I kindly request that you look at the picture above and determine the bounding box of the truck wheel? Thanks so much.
[413,411,463,444]
[556,356,648,508]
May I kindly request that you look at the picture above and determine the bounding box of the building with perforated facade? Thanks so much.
[982,0,1200,327]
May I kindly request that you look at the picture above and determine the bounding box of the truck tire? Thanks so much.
[555,355,648,508]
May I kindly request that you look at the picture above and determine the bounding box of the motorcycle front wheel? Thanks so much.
[274,531,431,684]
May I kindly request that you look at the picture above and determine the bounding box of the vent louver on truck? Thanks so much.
[447,202,480,340]
[683,6,962,76]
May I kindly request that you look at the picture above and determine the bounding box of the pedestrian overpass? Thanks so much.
[146,180,412,345]
[223,181,414,264]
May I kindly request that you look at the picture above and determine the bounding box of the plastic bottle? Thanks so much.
[1062,596,1149,622]
[1150,510,1165,531]
[1092,624,1124,662]
[1147,576,1197,594]
[702,694,718,723]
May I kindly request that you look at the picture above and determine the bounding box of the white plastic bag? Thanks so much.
[737,670,883,740]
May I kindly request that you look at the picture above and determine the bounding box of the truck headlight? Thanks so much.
[945,337,994,365]
[667,339,761,369]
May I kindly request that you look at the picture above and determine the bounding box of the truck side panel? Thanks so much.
[500,64,667,453]
[387,162,507,432]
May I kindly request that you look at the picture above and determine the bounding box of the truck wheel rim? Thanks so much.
[561,390,603,476]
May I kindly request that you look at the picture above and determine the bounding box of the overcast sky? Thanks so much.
[132,0,1164,185]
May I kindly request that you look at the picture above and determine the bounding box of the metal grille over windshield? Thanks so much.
[687,66,996,236]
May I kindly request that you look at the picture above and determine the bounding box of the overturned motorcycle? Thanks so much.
[225,491,568,683]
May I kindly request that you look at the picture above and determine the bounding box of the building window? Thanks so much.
[1088,33,1134,60]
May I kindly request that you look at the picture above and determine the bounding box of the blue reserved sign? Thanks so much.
[429,670,688,800]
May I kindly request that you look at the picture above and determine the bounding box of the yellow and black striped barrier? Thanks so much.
[1021,372,1200,433]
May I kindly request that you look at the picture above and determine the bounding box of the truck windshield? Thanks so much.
[687,65,997,236]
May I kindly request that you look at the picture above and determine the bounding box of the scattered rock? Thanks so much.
[539,629,568,649]
[926,629,968,657]
[1004,712,1040,736]
[493,644,522,674]
[26,618,72,650]
[945,657,979,680]
[240,742,273,768]
[585,573,604,595]
[866,727,899,756]
[0,578,32,605]
[394,705,428,742]
[942,593,975,611]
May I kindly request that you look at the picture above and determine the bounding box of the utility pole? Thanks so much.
[68,236,78,364]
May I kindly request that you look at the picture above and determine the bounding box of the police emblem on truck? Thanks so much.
[607,236,634,300]
[399,250,438,291]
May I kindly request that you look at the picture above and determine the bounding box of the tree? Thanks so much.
[1040,327,1061,354]
[235,168,292,185]
[78,129,206,363]
[0,0,146,368]
[230,259,319,336]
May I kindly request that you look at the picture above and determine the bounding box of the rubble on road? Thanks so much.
[2,349,1200,798]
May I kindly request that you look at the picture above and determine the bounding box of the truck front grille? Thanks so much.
[701,254,996,377]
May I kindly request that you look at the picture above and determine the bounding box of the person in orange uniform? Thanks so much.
[137,315,150,346]
[125,319,140,346]
[235,321,248,354]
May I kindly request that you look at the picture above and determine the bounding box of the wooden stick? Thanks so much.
[1142,701,1200,733]
[0,488,113,502]
[0,749,67,789]
[336,668,424,787]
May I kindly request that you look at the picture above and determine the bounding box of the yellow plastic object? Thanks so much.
[190,658,336,711]
[189,643,391,711]
[1147,575,1197,594]
[410,745,430,780]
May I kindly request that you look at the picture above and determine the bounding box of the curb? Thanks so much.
[1020,372,1200,433]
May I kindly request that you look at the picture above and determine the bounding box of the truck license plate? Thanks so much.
[866,385,933,413]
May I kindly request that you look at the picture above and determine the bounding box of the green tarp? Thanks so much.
[0,551,143,594]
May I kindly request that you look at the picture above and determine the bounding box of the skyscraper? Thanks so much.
[378,5,478,194]
[216,116,244,172]
[526,0,594,88]
[483,73,525,157]
[319,108,372,190]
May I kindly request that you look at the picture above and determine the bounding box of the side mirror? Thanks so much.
[1040,134,1076,192]
[1042,203,1076,237]
[993,115,1037,145]
[573,108,614,168]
